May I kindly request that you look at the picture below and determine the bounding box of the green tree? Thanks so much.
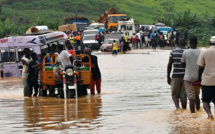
[0,18,15,38]
[172,10,200,30]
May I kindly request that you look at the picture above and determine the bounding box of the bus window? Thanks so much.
[1,49,16,63]
[1,49,9,62]
[40,44,49,54]
[18,48,33,61]
[9,49,16,62]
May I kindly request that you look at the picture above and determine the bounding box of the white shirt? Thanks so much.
[136,33,141,40]
[22,57,32,79]
[197,46,215,85]
[57,50,72,70]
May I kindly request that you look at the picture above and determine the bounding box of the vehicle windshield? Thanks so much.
[104,39,119,44]
[109,16,127,23]
[83,35,95,40]
[121,25,126,31]
[1,49,16,63]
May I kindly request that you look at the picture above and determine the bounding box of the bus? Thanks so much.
[0,31,67,77]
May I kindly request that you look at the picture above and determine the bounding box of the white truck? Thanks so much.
[117,18,135,39]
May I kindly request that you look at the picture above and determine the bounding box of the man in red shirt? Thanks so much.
[131,33,137,49]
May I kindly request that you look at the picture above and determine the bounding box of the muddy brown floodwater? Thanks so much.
[0,49,215,134]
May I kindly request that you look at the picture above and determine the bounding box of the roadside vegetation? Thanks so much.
[0,0,215,46]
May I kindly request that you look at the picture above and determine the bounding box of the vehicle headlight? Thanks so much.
[66,69,74,76]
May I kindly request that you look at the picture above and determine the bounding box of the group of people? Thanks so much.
[167,36,215,119]
[21,43,102,97]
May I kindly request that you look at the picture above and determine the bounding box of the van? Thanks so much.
[0,31,67,77]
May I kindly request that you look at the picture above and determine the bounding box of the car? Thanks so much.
[100,38,122,52]
[82,34,100,50]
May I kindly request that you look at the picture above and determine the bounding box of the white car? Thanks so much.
[82,34,100,50]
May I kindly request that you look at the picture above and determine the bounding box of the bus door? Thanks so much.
[0,48,18,77]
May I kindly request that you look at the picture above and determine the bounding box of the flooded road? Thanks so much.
[0,49,214,134]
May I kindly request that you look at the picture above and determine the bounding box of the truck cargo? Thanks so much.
[97,8,127,30]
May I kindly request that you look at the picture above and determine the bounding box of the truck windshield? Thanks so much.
[121,25,126,31]
[1,49,16,63]
[109,16,127,23]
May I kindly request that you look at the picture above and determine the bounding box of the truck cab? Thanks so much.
[117,18,135,39]
[107,14,127,30]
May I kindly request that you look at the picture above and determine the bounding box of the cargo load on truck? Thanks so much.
[97,8,127,30]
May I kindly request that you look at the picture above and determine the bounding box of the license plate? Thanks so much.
[68,85,75,90]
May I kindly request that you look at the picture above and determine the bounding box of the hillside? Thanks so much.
[0,0,215,25]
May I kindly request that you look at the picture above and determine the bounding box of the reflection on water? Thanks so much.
[0,50,214,133]
[23,96,102,132]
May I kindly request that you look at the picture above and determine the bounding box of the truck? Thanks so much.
[65,17,89,32]
[97,8,127,31]
[117,18,135,39]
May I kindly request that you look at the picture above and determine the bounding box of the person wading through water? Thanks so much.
[181,36,201,113]
[21,48,32,97]
[167,38,187,110]
[197,36,215,119]
[83,48,101,95]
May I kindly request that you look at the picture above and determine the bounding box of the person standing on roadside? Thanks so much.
[69,35,74,45]
[131,33,137,49]
[136,31,141,49]
[167,38,187,110]
[125,33,129,51]
[150,31,155,46]
[170,31,175,47]
[121,37,126,53]
[184,30,188,47]
[181,36,201,113]
[76,33,81,50]
[197,36,215,119]
[159,32,164,49]
[21,48,32,97]
[175,29,180,46]
[141,31,145,47]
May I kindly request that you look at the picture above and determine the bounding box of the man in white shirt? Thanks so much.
[181,36,201,113]
[21,48,32,97]
[197,36,215,119]
[53,45,74,80]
